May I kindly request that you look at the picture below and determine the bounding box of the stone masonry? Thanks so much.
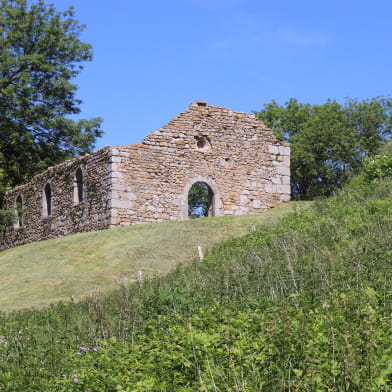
[1,102,290,249]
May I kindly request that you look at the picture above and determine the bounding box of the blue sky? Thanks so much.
[49,0,392,150]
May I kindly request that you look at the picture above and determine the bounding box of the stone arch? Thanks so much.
[42,182,52,217]
[73,167,84,204]
[179,176,221,220]
[14,194,23,228]
[188,182,214,217]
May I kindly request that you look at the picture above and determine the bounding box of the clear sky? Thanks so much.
[48,0,392,150]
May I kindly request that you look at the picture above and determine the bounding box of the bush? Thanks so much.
[362,154,392,182]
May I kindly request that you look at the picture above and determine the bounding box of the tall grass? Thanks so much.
[0,178,391,391]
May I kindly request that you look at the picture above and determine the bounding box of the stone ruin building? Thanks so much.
[1,101,290,250]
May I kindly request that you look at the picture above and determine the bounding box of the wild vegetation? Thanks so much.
[0,158,391,390]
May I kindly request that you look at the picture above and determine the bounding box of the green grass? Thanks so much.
[0,202,307,311]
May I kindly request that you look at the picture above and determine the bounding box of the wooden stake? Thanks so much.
[137,270,143,286]
[197,245,204,261]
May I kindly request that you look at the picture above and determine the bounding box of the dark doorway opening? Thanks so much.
[188,182,214,218]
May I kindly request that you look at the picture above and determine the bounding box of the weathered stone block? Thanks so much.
[109,198,130,209]
[276,165,290,176]
[277,184,291,194]
[265,184,277,193]
[110,156,122,163]
[252,199,261,208]
[279,146,290,156]
[268,145,279,154]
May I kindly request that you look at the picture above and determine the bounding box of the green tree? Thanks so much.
[255,97,392,199]
[0,0,103,199]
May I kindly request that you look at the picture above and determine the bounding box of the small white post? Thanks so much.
[137,270,143,286]
[197,245,204,261]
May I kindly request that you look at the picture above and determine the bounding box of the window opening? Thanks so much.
[44,183,52,216]
[74,168,84,204]
[15,195,23,228]
[194,135,211,151]
[188,182,214,218]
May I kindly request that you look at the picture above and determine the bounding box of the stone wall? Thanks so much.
[1,102,290,250]
[109,102,290,226]
[1,147,113,249]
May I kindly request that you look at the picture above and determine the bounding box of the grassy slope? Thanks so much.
[0,202,307,311]
[0,178,391,391]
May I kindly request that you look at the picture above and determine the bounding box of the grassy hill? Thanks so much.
[0,202,304,311]
[0,176,391,391]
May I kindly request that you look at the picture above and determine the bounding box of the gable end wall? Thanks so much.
[108,103,290,226]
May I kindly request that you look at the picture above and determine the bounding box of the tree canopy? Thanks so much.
[255,97,392,199]
[0,0,103,199]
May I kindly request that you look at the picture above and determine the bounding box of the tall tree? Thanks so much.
[255,97,392,199]
[0,0,103,199]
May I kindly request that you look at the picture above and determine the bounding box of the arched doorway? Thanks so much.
[188,182,214,218]
[179,176,221,220]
